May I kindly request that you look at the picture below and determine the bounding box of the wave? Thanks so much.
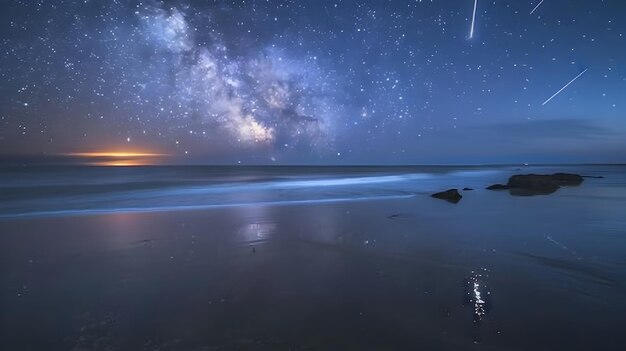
[8,164,618,218]
[0,168,445,218]
[0,194,415,219]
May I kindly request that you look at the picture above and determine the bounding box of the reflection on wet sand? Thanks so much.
[464,268,491,323]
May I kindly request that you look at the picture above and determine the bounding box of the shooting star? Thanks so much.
[530,0,545,15]
[469,0,478,39]
[542,68,588,106]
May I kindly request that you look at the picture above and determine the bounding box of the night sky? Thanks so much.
[1,0,625,164]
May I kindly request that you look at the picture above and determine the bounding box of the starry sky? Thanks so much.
[1,0,625,165]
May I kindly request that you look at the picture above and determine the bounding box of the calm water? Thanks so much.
[1,165,625,350]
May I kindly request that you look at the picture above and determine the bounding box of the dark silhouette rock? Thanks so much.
[486,184,509,190]
[463,187,474,191]
[507,174,560,195]
[508,185,559,196]
[550,173,585,186]
[488,173,583,196]
[431,189,462,203]
[550,173,584,185]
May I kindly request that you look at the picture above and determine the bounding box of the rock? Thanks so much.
[507,174,561,195]
[507,173,583,195]
[488,173,583,196]
[431,189,462,203]
[550,173,584,185]
[463,187,474,191]
[486,184,509,190]
[508,184,559,196]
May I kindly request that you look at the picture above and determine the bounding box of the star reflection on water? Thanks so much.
[465,268,491,323]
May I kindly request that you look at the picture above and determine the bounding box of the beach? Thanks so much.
[1,165,625,350]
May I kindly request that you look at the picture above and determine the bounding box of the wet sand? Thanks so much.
[1,166,626,350]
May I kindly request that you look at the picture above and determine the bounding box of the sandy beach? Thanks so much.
[1,165,626,350]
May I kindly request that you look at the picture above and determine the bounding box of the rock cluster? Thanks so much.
[486,173,583,196]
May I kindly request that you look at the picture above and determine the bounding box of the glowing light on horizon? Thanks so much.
[66,152,167,157]
[63,151,168,166]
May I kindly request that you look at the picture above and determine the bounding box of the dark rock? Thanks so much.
[387,214,400,219]
[489,173,584,196]
[463,187,474,191]
[508,185,559,196]
[582,175,604,179]
[486,184,509,190]
[546,173,584,185]
[507,174,561,194]
[431,189,462,203]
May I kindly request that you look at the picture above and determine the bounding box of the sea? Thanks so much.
[0,164,620,218]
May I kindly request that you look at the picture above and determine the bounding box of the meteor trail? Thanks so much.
[542,68,588,106]
[530,0,545,15]
[469,0,478,39]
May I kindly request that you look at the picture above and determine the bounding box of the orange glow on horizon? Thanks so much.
[63,151,168,166]
[66,152,167,158]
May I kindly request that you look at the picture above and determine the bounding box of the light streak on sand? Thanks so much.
[542,68,588,106]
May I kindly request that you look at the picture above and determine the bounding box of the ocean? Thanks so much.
[0,164,618,218]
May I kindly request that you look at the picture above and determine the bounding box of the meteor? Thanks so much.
[541,68,588,106]
[530,0,545,15]
[469,0,478,39]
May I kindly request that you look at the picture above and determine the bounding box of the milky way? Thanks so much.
[1,0,625,164]
[137,3,344,151]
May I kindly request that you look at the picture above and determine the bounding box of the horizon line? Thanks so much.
[1,161,625,167]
